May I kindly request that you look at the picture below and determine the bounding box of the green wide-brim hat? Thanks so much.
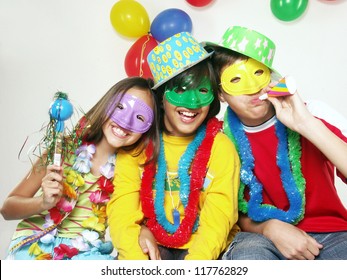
[204,26,280,75]
[147,32,213,90]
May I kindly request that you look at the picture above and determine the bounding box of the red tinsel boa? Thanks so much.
[140,117,222,247]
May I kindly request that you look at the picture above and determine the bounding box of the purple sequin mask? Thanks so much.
[107,93,154,133]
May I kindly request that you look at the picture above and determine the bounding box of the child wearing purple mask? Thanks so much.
[107,94,154,134]
[1,77,159,260]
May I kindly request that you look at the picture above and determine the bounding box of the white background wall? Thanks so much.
[1,0,347,260]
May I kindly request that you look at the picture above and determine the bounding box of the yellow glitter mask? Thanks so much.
[220,58,271,96]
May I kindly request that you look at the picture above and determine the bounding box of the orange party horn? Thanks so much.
[259,75,297,100]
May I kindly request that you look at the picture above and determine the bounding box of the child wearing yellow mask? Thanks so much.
[206,26,347,260]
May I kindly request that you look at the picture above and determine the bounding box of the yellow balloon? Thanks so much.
[110,0,150,38]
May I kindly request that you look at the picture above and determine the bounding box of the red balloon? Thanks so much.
[186,0,214,7]
[124,34,158,79]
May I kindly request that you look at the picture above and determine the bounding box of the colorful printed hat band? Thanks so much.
[221,58,271,96]
[147,32,213,90]
[107,94,154,133]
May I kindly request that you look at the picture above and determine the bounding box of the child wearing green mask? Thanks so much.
[206,26,347,260]
[107,32,241,260]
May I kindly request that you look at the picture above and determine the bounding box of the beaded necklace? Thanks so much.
[140,118,222,247]
[224,107,306,224]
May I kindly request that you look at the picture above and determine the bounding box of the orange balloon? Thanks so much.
[110,0,150,38]
[124,35,158,79]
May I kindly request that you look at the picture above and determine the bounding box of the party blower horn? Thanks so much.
[49,92,73,166]
[259,75,297,100]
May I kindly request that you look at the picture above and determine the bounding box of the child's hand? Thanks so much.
[264,219,323,260]
[41,164,63,210]
[139,225,161,260]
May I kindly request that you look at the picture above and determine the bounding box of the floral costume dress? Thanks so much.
[6,143,115,260]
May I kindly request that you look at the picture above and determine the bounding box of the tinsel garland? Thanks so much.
[223,107,306,224]
[140,117,222,247]
[154,125,206,234]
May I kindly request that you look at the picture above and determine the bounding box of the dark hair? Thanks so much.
[154,58,220,133]
[77,76,159,164]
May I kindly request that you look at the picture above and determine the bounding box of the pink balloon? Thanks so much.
[124,35,158,79]
[186,0,214,7]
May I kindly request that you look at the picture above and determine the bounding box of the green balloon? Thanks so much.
[270,0,308,22]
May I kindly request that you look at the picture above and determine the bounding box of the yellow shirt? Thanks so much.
[107,132,240,260]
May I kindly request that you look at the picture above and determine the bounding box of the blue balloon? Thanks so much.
[150,8,193,42]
